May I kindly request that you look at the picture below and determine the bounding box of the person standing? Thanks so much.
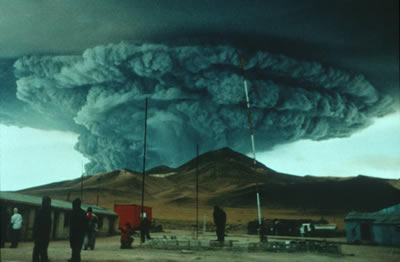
[1,206,10,248]
[213,206,226,242]
[140,212,151,243]
[83,207,97,250]
[32,196,52,262]
[10,207,23,248]
[68,198,88,262]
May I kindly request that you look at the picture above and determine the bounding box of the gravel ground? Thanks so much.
[1,230,399,262]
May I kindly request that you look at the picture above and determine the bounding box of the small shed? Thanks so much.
[0,191,119,241]
[114,204,152,229]
[345,208,400,246]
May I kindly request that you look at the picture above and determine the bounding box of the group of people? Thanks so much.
[119,211,152,249]
[34,197,98,262]
[118,206,227,248]
[1,197,98,262]
[1,199,228,262]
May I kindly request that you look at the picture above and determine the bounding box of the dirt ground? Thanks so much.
[1,230,399,262]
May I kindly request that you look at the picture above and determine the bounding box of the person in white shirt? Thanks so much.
[10,207,23,248]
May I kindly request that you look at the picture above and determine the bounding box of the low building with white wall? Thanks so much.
[0,191,118,241]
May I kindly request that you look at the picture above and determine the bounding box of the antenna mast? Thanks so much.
[240,56,263,241]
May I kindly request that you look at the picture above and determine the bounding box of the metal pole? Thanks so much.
[196,144,199,240]
[80,161,84,201]
[240,56,263,241]
[140,98,148,225]
[80,174,83,200]
[203,215,207,234]
[96,176,100,206]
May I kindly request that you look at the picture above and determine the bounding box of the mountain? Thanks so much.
[19,147,400,215]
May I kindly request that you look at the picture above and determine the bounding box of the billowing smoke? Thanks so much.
[13,42,394,174]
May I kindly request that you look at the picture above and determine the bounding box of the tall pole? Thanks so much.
[96,176,101,206]
[195,144,199,240]
[80,174,83,200]
[140,98,148,220]
[80,161,84,201]
[240,56,263,241]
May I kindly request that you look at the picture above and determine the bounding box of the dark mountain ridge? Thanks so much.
[19,147,400,213]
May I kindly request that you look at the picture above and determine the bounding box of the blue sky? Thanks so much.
[0,126,89,191]
[257,111,400,178]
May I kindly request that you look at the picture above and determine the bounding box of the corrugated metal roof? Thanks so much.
[0,191,117,216]
[345,211,400,224]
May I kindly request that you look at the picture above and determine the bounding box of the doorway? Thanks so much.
[360,223,371,241]
[52,211,59,240]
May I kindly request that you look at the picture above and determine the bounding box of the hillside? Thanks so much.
[19,147,400,221]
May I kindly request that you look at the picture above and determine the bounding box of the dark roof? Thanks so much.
[345,211,400,224]
[377,203,400,214]
[0,191,117,216]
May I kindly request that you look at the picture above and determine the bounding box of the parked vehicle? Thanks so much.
[300,223,337,237]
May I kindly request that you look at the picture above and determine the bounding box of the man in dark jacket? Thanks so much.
[0,205,10,248]
[213,206,226,242]
[140,212,151,243]
[32,196,52,262]
[69,198,88,262]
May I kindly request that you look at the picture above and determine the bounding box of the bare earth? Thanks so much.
[1,230,399,262]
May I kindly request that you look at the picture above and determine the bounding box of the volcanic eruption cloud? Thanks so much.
[13,42,394,174]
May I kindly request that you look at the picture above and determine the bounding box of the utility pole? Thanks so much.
[96,176,101,206]
[140,98,148,239]
[240,56,263,242]
[80,161,84,201]
[195,144,199,240]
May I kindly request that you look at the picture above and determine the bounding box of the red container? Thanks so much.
[114,204,152,229]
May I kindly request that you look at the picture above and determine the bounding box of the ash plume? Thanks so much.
[11,42,394,173]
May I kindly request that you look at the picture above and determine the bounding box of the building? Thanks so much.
[0,192,119,241]
[345,204,400,246]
